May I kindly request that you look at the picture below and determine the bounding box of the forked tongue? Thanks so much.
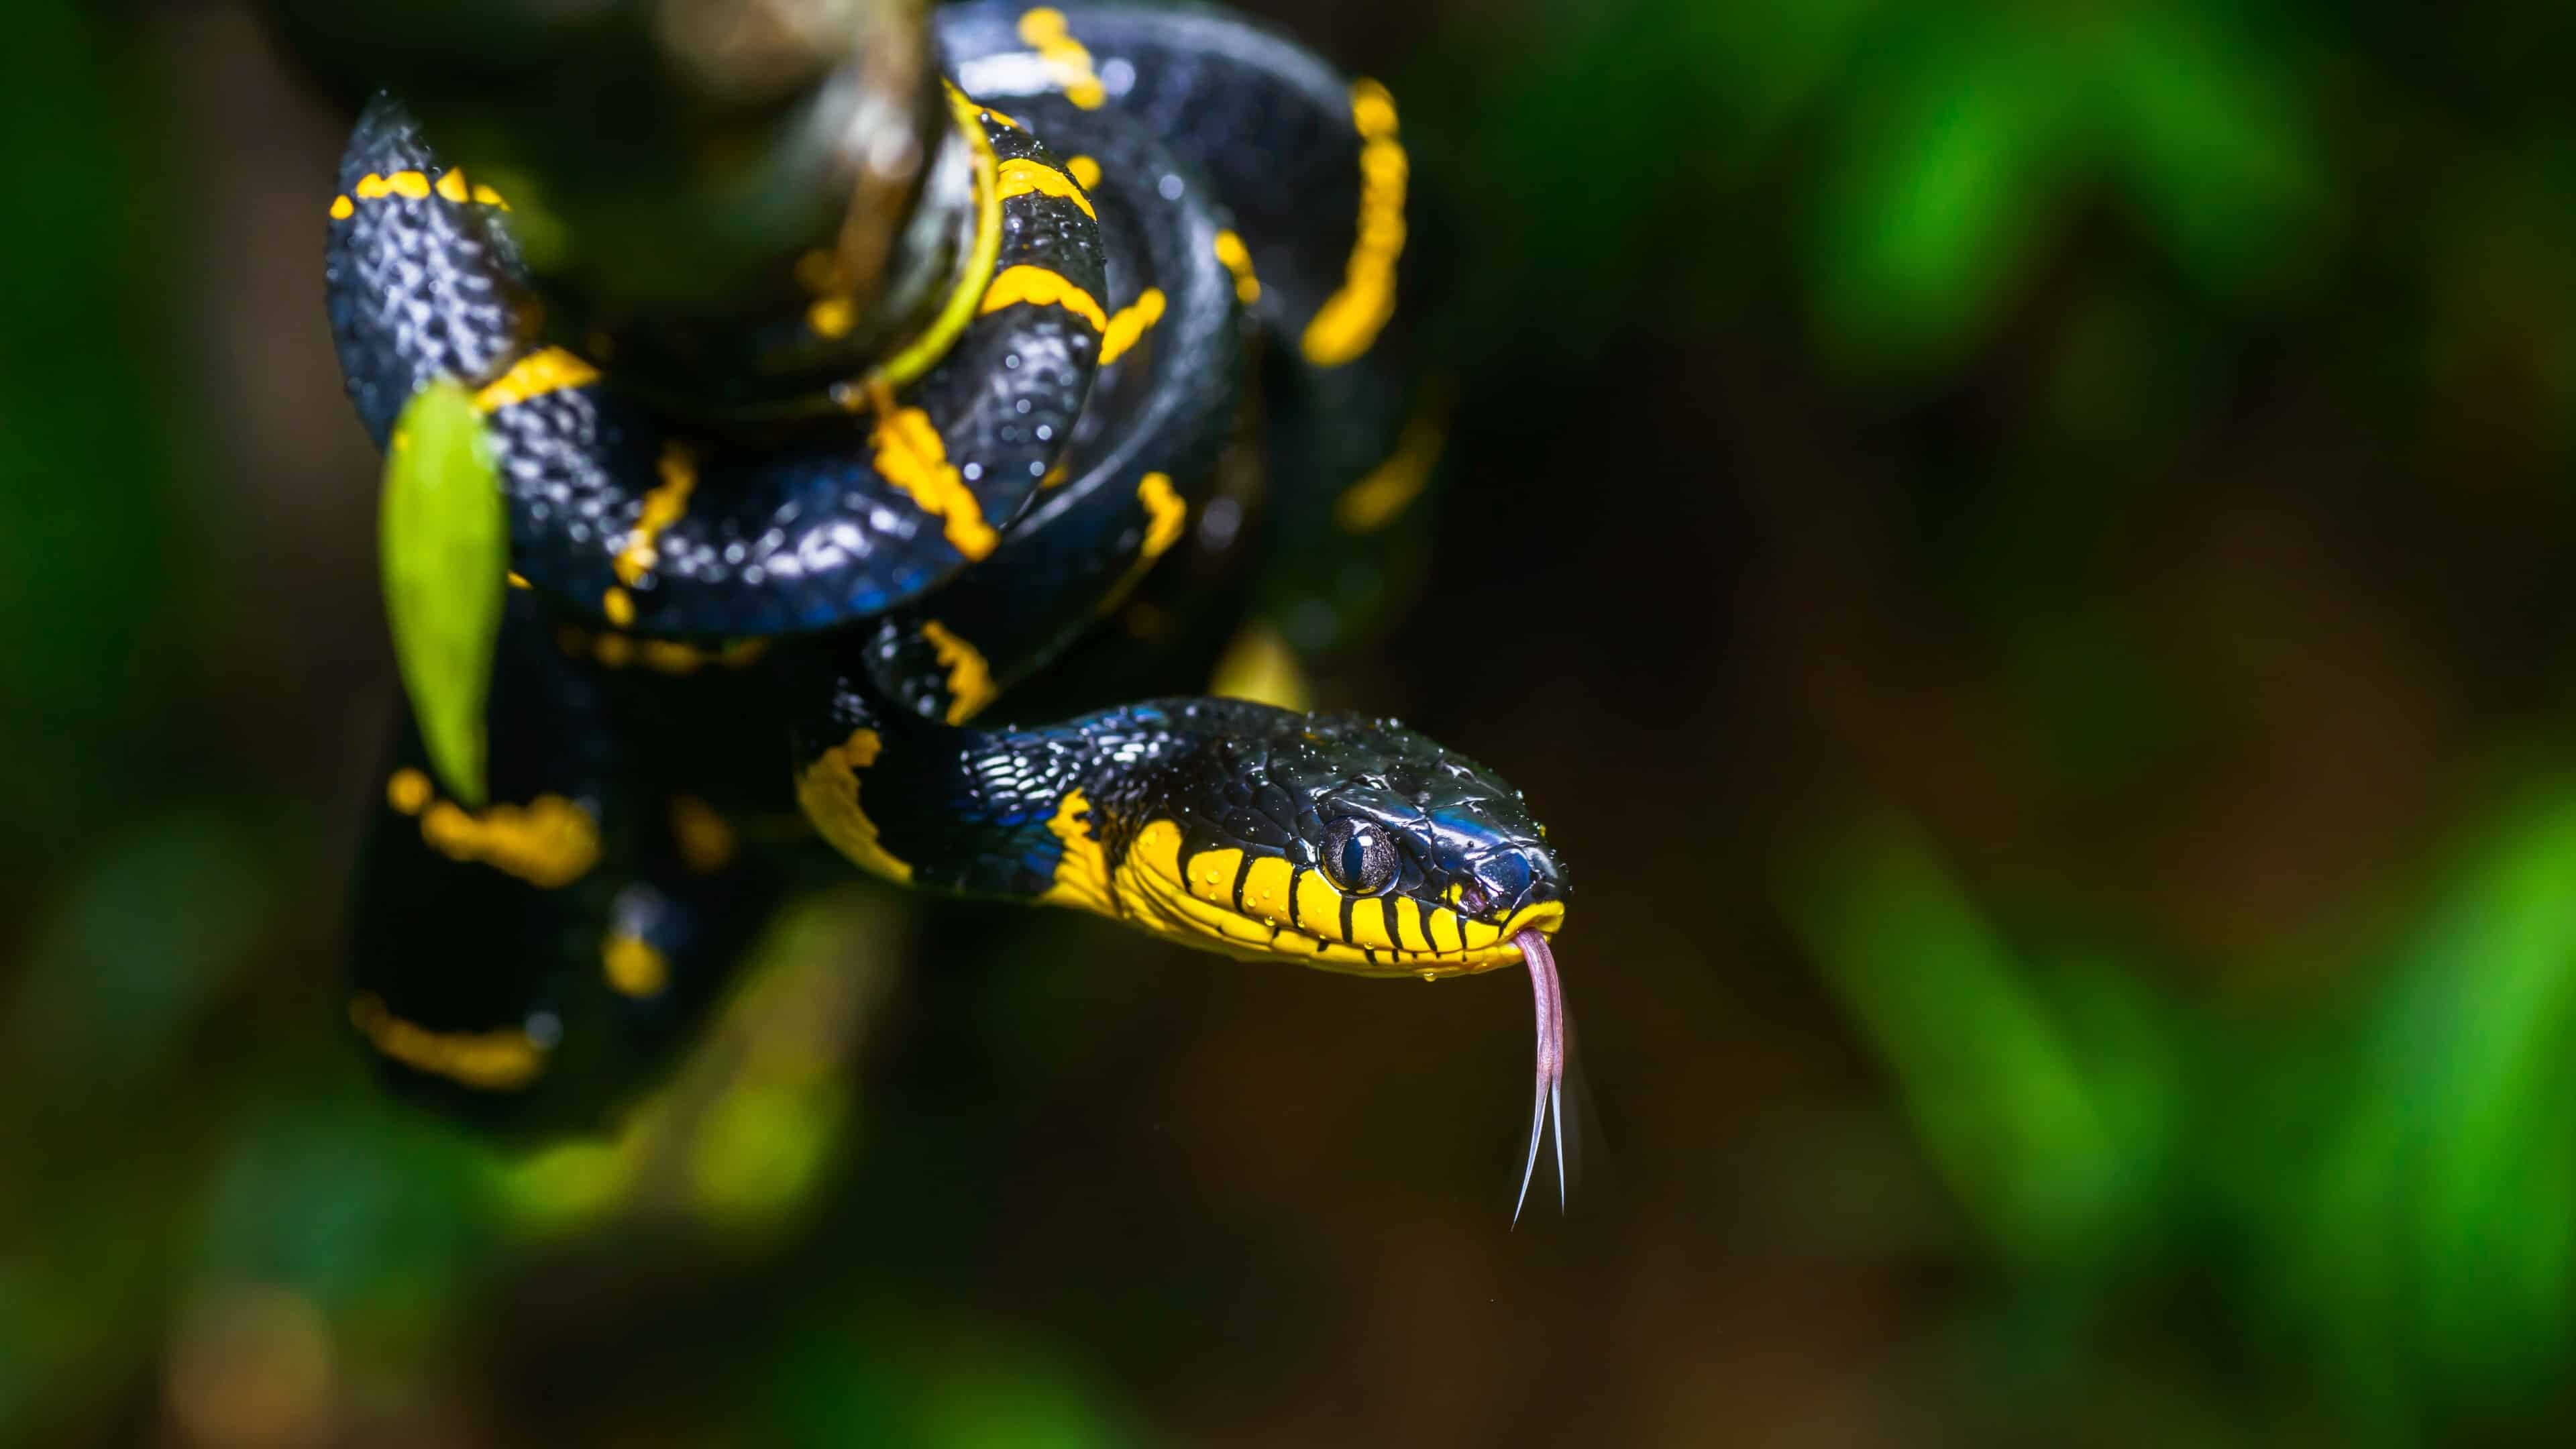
[1512,926,1565,1225]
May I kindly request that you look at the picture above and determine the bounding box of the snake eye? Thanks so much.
[1320,818,1396,894]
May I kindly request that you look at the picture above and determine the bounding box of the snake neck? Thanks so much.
[792,684,1215,910]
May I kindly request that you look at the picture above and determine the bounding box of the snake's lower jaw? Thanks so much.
[1430,900,1565,977]
[1424,900,1566,978]
[380,378,508,807]
[1319,900,1564,979]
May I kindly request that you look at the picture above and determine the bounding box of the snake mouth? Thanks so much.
[1289,898,1562,979]
[1125,884,1562,976]
[1473,901,1566,968]
[1119,826,1566,975]
[1254,898,1560,977]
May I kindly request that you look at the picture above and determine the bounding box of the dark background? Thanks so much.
[11,0,2576,1442]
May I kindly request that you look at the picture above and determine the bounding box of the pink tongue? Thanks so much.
[1513,927,1565,1224]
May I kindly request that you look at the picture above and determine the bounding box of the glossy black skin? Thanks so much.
[325,99,529,443]
[351,596,784,1133]
[941,0,1450,656]
[795,686,1565,937]
[328,99,1108,637]
[336,3,1546,1128]
[857,92,1243,723]
[944,1,1377,344]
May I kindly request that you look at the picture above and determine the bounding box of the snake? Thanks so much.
[327,1,1572,1211]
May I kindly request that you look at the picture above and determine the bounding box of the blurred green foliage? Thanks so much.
[1786,793,2576,1436]
[0,0,193,833]
[1446,0,2330,372]
[12,0,2576,1442]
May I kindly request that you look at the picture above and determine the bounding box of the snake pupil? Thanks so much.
[1321,818,1395,894]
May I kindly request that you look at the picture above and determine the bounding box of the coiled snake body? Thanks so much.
[330,1,1571,1208]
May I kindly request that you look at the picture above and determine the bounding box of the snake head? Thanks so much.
[1291,721,1568,973]
[1112,703,1566,979]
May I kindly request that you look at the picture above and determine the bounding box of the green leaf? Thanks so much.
[380,379,505,808]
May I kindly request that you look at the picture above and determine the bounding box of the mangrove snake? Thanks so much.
[329,1,1572,1212]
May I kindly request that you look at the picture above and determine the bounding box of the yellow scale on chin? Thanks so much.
[1077,817,1555,975]
[1113,824,1284,955]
